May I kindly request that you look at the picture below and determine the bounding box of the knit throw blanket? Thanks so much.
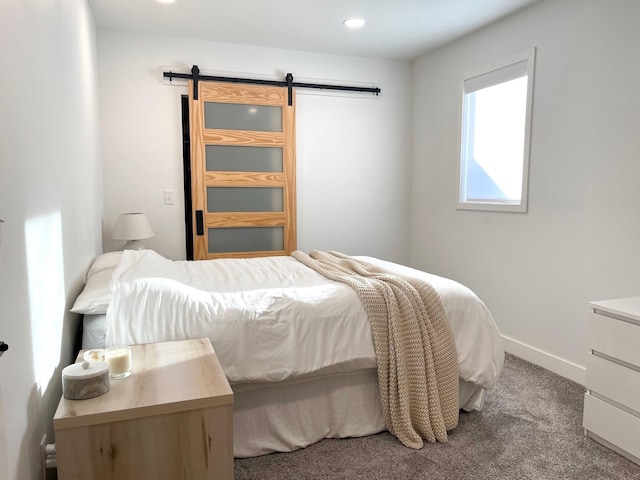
[291,250,459,448]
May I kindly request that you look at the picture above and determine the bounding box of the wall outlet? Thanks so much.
[164,189,175,205]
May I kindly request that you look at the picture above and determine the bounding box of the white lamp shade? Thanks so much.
[112,213,154,241]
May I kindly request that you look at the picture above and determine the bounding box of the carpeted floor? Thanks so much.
[234,354,640,479]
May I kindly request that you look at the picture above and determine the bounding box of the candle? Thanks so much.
[106,346,132,379]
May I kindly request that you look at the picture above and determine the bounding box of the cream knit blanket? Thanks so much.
[291,250,459,448]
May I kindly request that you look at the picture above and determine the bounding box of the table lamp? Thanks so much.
[112,213,154,250]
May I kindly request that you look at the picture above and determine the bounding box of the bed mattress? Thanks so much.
[81,313,106,350]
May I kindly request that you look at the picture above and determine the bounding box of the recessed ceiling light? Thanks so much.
[343,18,365,29]
[157,0,176,4]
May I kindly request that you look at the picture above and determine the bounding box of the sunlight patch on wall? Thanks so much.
[25,211,65,393]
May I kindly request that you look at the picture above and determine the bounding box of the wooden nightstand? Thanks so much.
[53,338,234,480]
[583,297,640,465]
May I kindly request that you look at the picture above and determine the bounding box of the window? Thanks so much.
[458,48,535,212]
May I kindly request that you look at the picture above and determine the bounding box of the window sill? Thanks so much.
[457,201,527,213]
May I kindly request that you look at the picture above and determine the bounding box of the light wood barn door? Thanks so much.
[189,81,296,260]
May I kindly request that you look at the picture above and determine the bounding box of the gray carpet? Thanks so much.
[234,354,640,479]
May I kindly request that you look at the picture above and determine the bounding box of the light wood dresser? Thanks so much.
[53,338,234,480]
[583,297,640,465]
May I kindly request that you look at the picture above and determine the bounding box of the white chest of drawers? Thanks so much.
[583,297,640,465]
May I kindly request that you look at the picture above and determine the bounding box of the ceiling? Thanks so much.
[88,0,540,61]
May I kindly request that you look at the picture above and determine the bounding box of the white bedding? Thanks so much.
[106,250,504,389]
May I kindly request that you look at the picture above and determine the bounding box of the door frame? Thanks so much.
[180,95,194,260]
[0,366,9,478]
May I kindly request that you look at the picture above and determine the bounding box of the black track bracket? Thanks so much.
[163,66,381,103]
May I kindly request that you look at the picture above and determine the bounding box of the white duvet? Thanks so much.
[106,250,504,388]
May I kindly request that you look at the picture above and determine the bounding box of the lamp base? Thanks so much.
[122,240,146,250]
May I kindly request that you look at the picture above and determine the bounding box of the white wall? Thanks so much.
[0,1,103,478]
[97,31,413,263]
[411,0,640,383]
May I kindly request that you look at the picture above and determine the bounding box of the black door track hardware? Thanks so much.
[163,65,381,105]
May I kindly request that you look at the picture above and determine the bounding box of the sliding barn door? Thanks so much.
[189,81,296,260]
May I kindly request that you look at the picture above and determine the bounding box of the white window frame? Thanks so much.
[457,48,536,213]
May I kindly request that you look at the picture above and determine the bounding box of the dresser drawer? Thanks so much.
[586,353,640,413]
[587,311,640,366]
[583,393,640,460]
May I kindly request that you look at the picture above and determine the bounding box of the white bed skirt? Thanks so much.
[232,368,485,458]
[83,314,487,458]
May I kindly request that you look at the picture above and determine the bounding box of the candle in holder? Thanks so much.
[106,345,132,379]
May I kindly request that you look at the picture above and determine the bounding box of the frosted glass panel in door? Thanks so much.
[208,227,284,254]
[207,187,283,212]
[204,103,282,131]
[206,145,283,172]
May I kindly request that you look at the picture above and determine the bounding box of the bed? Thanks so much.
[71,249,504,457]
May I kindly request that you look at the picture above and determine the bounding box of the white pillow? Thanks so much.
[86,251,122,277]
[70,252,122,315]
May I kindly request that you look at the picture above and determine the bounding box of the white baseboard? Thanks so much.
[501,335,586,386]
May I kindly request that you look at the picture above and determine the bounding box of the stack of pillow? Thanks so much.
[71,252,122,349]
[70,252,122,315]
